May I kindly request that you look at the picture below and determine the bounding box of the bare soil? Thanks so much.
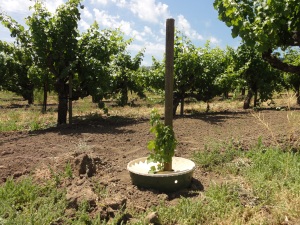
[0,109,298,221]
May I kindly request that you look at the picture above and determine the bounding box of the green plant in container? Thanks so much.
[147,109,177,173]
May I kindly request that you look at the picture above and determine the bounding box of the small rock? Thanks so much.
[100,180,109,186]
[66,186,98,210]
[145,212,161,225]
[105,195,127,210]
[108,178,120,183]
[1,151,14,156]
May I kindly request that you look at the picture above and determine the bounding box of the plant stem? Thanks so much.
[164,162,172,171]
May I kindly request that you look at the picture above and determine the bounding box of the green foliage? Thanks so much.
[148,33,226,114]
[0,41,34,104]
[1,0,83,124]
[0,178,67,224]
[215,46,245,98]
[29,119,42,131]
[27,0,81,124]
[214,0,300,74]
[283,48,300,102]
[193,142,241,172]
[235,43,284,107]
[0,105,56,132]
[143,58,165,93]
[244,147,300,202]
[73,200,93,224]
[110,48,145,106]
[48,162,75,186]
[192,42,225,102]
[1,0,145,124]
[214,0,299,52]
[146,141,300,224]
[64,161,73,179]
[147,109,177,172]
[0,111,20,132]
[27,0,81,77]
[173,33,203,101]
[93,182,108,199]
[77,24,126,104]
[148,184,242,224]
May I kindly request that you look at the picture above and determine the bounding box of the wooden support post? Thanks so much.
[164,18,175,171]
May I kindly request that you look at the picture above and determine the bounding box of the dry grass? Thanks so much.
[250,92,300,150]
[0,90,299,131]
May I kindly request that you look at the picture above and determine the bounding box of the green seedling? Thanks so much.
[147,109,177,173]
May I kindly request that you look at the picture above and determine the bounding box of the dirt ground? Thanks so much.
[0,108,299,221]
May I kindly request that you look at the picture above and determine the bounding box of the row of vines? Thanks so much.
[1,0,300,125]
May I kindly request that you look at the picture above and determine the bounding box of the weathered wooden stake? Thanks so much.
[164,18,175,171]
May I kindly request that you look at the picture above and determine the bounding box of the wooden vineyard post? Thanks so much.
[164,18,175,171]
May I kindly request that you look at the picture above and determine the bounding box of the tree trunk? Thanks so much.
[296,87,300,105]
[42,82,48,113]
[92,96,97,103]
[223,91,229,99]
[206,102,210,113]
[173,96,180,116]
[180,97,184,116]
[26,92,34,105]
[118,76,128,106]
[241,87,246,96]
[23,83,34,105]
[243,89,253,109]
[253,90,258,107]
[69,74,72,125]
[57,95,68,125]
[120,86,128,106]
[263,49,300,74]
[56,79,68,125]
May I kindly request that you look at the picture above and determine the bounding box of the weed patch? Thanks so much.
[189,142,300,224]
[0,178,66,224]
[193,141,241,172]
